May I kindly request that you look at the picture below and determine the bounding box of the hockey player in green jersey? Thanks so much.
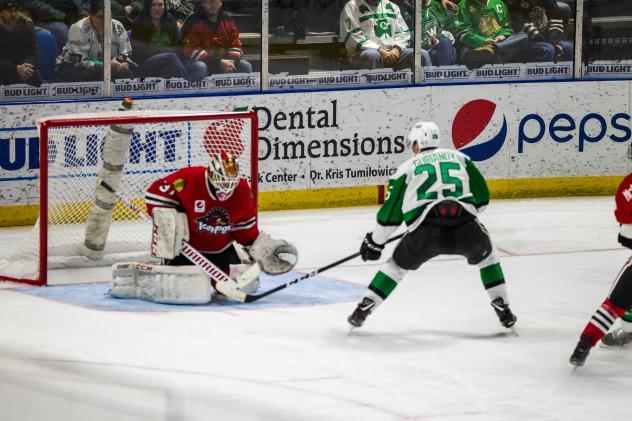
[348,121,516,330]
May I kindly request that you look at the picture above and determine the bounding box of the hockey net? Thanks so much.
[0,110,258,286]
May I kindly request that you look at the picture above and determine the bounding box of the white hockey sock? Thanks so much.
[486,283,509,305]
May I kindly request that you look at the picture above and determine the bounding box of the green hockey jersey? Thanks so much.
[373,148,489,241]
[422,0,455,50]
[453,0,513,48]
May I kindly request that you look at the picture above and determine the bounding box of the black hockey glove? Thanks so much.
[360,233,384,261]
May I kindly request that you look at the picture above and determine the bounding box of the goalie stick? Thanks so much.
[97,179,243,292]
[243,233,405,303]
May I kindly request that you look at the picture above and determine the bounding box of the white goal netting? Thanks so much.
[0,110,257,285]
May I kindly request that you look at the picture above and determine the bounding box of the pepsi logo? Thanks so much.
[452,99,507,161]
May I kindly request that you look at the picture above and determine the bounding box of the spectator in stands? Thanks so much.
[0,0,42,86]
[181,0,251,77]
[422,0,457,66]
[112,0,142,24]
[453,0,528,68]
[556,1,571,26]
[396,0,458,30]
[340,0,431,70]
[505,0,573,62]
[164,0,195,31]
[56,0,134,82]
[20,0,89,54]
[130,0,204,80]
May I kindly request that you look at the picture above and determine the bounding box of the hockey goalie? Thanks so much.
[109,151,298,304]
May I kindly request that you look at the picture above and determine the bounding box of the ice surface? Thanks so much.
[0,196,629,421]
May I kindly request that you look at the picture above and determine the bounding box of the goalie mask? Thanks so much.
[407,121,440,153]
[208,152,240,201]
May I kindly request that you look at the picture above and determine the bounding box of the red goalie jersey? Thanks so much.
[615,172,632,225]
[145,166,258,254]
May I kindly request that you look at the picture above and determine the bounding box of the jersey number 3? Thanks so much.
[414,162,463,200]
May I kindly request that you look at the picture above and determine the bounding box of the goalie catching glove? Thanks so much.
[246,231,298,274]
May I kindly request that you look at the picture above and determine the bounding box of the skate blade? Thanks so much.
[348,325,356,336]
[509,326,518,336]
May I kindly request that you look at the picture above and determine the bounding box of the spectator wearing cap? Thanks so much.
[181,0,251,77]
[0,0,42,86]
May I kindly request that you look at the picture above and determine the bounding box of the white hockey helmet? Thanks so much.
[407,121,440,152]
[208,151,240,201]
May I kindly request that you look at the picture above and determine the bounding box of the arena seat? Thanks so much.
[36,29,58,83]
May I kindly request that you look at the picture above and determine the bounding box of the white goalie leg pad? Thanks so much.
[82,125,134,260]
[248,231,298,274]
[110,262,143,299]
[110,262,212,304]
[230,263,261,294]
[151,208,189,259]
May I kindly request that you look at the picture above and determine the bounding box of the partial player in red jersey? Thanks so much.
[110,152,298,304]
[570,147,632,366]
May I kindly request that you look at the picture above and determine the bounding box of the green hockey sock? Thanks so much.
[368,270,399,300]
[480,262,505,289]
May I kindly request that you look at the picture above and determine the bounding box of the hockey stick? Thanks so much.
[243,232,405,303]
[97,179,238,289]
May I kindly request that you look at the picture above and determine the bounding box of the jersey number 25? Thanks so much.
[414,162,464,200]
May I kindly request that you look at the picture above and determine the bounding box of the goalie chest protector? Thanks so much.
[145,166,258,253]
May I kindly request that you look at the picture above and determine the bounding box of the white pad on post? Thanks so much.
[82,123,134,260]
[110,262,211,304]
[151,208,189,259]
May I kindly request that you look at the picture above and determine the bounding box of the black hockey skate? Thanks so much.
[569,335,593,367]
[348,297,376,328]
[491,297,517,328]
[601,328,632,347]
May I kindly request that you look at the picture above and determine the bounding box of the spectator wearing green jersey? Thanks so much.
[422,0,457,66]
[340,0,431,70]
[348,121,517,332]
[453,0,528,68]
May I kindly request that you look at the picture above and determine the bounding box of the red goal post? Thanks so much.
[0,110,258,286]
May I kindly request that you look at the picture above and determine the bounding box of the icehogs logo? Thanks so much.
[195,207,231,234]
[452,99,507,161]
